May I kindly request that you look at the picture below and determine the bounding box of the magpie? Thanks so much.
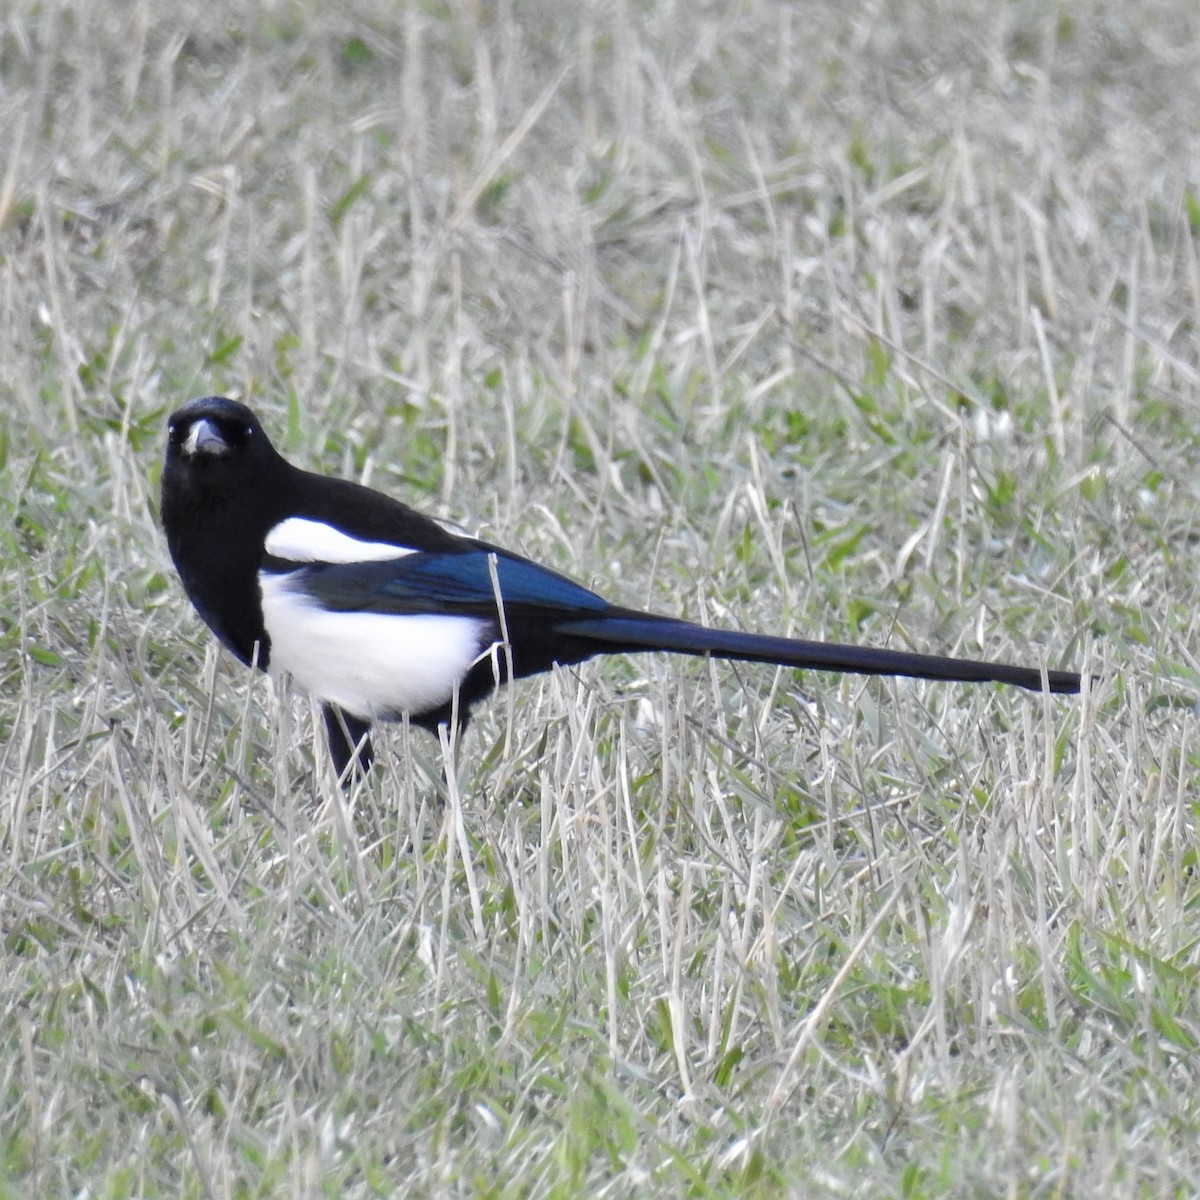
[160,396,1083,779]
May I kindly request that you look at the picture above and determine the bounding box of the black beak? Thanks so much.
[185,418,228,457]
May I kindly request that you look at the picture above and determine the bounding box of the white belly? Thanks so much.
[259,571,490,719]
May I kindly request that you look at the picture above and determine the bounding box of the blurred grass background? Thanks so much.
[2,0,1199,1195]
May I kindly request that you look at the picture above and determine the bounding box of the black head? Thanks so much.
[164,395,277,477]
[162,395,298,520]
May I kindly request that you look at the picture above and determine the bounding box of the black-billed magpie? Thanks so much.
[160,396,1083,779]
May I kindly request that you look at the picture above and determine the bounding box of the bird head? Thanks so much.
[161,395,293,533]
[165,395,265,465]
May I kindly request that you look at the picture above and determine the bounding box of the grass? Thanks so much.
[2,0,1200,1194]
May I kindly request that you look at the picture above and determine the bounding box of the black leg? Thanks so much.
[322,704,374,782]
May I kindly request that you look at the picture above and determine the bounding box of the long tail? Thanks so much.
[559,613,1081,694]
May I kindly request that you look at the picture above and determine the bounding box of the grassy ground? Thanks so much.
[2,0,1199,1194]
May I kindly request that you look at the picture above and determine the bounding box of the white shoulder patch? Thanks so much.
[265,517,416,564]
